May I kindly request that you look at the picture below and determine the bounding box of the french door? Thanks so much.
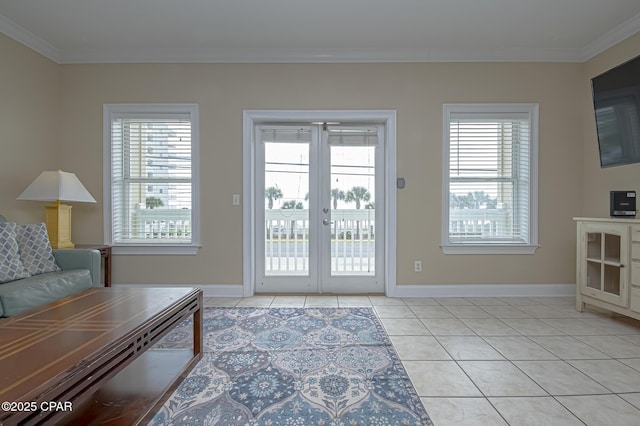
[255,123,384,293]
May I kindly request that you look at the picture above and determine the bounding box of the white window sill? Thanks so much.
[111,245,201,255]
[441,244,539,255]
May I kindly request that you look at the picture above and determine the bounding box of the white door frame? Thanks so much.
[242,110,397,297]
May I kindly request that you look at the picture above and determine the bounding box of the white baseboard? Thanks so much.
[392,283,576,298]
[113,283,575,298]
[112,283,244,298]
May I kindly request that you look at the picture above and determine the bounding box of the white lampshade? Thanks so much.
[17,170,96,203]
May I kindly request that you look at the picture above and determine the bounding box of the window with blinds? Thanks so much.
[442,104,538,254]
[104,104,199,254]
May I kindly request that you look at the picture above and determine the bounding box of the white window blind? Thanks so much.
[442,104,538,254]
[327,126,379,147]
[104,104,199,254]
[261,127,312,144]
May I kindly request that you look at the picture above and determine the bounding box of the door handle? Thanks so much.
[322,218,331,225]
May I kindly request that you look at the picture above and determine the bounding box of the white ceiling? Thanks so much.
[1,0,640,63]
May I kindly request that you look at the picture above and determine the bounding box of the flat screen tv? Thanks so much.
[591,54,640,168]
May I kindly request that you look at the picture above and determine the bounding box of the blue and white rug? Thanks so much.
[150,307,433,425]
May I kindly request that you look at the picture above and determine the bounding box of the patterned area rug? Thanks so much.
[149,307,433,425]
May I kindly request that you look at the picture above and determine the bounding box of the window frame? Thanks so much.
[441,103,539,255]
[103,103,200,255]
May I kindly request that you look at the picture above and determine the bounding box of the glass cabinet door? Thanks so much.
[582,224,628,307]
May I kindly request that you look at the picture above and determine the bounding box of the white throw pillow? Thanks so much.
[0,222,30,283]
[15,223,61,276]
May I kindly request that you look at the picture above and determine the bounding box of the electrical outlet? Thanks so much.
[232,194,240,205]
[414,260,422,272]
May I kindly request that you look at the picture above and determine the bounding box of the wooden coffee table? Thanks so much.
[0,287,202,425]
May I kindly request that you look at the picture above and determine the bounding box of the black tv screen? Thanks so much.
[591,54,640,168]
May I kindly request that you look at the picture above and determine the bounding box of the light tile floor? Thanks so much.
[203,295,640,426]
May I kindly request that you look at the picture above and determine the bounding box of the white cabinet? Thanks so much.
[630,228,640,312]
[575,218,640,320]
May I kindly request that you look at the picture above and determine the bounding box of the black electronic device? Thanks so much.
[591,54,640,168]
[610,191,637,217]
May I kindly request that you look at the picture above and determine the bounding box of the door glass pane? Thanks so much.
[330,144,375,276]
[587,233,601,259]
[603,264,621,295]
[264,140,310,276]
[586,261,601,290]
[604,233,621,262]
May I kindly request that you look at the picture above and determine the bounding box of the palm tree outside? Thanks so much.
[281,200,303,209]
[346,186,371,209]
[145,196,164,209]
[450,191,497,209]
[331,188,346,209]
[265,186,283,209]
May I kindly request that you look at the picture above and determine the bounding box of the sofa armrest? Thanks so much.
[53,249,102,287]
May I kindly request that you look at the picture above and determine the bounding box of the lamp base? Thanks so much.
[45,202,74,248]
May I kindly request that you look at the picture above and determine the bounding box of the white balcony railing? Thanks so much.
[449,208,511,238]
[127,208,510,270]
[265,209,375,275]
[131,208,192,240]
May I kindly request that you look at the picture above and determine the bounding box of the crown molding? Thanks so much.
[0,14,60,62]
[580,11,640,61]
[1,12,639,64]
[58,46,586,64]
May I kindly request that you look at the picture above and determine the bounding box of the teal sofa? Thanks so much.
[0,215,102,317]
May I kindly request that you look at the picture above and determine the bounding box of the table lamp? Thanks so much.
[17,170,96,248]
